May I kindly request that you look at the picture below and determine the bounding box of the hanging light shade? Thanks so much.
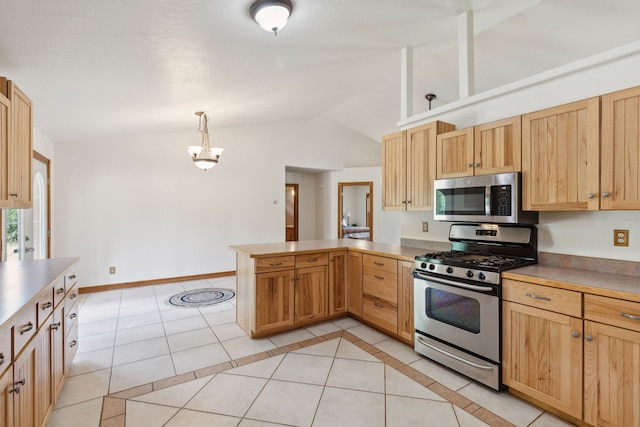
[249,0,293,35]
[187,112,223,171]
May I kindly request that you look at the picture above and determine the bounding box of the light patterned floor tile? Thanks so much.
[304,321,342,336]
[226,353,285,378]
[112,336,169,366]
[109,354,176,393]
[54,368,111,408]
[165,409,241,427]
[385,366,446,401]
[166,327,219,352]
[46,397,103,427]
[76,330,116,353]
[335,338,379,362]
[271,352,333,385]
[293,337,340,357]
[529,412,576,426]
[163,315,209,335]
[116,311,162,330]
[160,306,203,322]
[326,358,385,393]
[386,395,459,427]
[132,375,213,407]
[185,373,267,417]
[268,328,316,347]
[374,338,422,364]
[453,406,492,427]
[409,356,472,391]
[332,317,362,329]
[221,335,276,360]
[78,318,118,337]
[171,342,231,374]
[126,400,179,426]
[68,347,114,377]
[313,387,385,427]
[245,380,324,426]
[115,322,165,346]
[344,324,389,344]
[211,321,247,341]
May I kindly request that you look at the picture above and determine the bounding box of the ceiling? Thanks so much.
[0,0,639,144]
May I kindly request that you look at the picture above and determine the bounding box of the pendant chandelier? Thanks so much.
[187,112,223,170]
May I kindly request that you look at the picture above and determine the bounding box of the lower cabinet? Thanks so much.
[255,270,295,335]
[35,317,53,427]
[346,252,363,317]
[362,254,398,335]
[328,251,347,316]
[294,265,328,324]
[12,339,36,427]
[51,305,65,402]
[397,260,414,344]
[0,367,13,427]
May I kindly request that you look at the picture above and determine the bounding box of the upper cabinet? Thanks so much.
[382,121,455,211]
[0,77,33,209]
[522,97,600,211]
[436,116,521,179]
[601,86,640,210]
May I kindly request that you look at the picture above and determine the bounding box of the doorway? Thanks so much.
[1,151,50,261]
[338,182,373,240]
[285,183,299,241]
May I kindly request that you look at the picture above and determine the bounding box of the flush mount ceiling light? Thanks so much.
[187,112,224,171]
[249,0,293,35]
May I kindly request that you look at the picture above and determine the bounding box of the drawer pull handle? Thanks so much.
[269,262,282,267]
[16,378,25,386]
[10,193,18,198]
[69,313,77,319]
[19,322,34,335]
[51,322,61,331]
[9,385,19,394]
[56,288,65,295]
[0,353,4,365]
[307,258,318,263]
[374,303,384,308]
[571,331,579,338]
[525,292,551,301]
[69,274,77,280]
[70,293,78,299]
[374,262,384,266]
[41,302,53,309]
[69,340,78,348]
[374,275,384,280]
[621,312,640,321]
[585,335,593,342]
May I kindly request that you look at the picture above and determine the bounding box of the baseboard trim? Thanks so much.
[79,271,236,294]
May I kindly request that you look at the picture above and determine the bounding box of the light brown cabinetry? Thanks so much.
[583,295,640,427]
[382,121,455,210]
[0,78,33,209]
[436,116,521,179]
[362,254,398,334]
[397,260,414,344]
[522,97,600,211]
[294,265,328,324]
[0,367,13,427]
[328,251,347,316]
[502,280,583,420]
[12,339,36,427]
[601,85,640,209]
[255,270,295,335]
[346,251,363,317]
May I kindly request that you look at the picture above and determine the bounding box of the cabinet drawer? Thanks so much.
[502,279,582,318]
[363,294,398,334]
[584,294,640,333]
[13,304,37,357]
[295,252,329,268]
[0,324,12,376]
[65,320,79,373]
[36,285,55,328]
[363,267,397,304]
[363,254,397,274]
[52,276,66,307]
[256,256,295,273]
[65,296,79,337]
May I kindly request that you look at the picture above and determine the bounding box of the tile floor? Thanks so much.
[46,277,575,427]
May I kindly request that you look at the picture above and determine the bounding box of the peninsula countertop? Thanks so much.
[0,257,79,326]
[230,239,428,262]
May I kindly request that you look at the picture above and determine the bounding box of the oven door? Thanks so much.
[413,272,499,362]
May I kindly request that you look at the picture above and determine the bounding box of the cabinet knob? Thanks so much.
[10,193,18,197]
[585,335,593,341]
[474,162,480,167]
[51,322,61,331]
[0,353,4,366]
[571,331,579,338]
[587,193,596,199]
[602,192,611,197]
[466,163,472,168]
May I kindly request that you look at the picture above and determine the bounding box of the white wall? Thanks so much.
[55,118,380,287]
[33,128,56,256]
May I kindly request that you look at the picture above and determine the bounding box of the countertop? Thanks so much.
[230,239,427,262]
[503,264,640,302]
[0,257,79,326]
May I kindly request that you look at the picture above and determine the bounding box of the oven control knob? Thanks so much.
[478,272,486,280]
[446,267,454,274]
[428,264,435,271]
[466,270,474,278]
[421,262,427,269]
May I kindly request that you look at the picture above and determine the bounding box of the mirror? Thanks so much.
[338,181,373,240]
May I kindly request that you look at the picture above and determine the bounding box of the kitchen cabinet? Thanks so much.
[397,260,414,344]
[34,316,52,427]
[346,251,363,317]
[522,97,600,211]
[0,366,13,427]
[382,121,455,211]
[436,116,521,179]
[362,254,398,335]
[255,270,295,335]
[600,85,640,209]
[0,78,33,209]
[584,294,640,427]
[12,338,36,427]
[328,251,347,316]
[502,279,583,420]
[50,306,64,401]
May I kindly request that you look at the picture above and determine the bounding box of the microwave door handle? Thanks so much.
[486,186,492,215]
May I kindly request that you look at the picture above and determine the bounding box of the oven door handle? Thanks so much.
[417,336,494,371]
[414,272,495,293]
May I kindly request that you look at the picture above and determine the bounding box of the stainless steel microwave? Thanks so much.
[433,172,538,224]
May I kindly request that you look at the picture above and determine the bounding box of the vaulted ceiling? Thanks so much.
[1,0,639,143]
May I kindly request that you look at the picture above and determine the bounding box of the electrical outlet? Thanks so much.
[614,229,629,247]
[109,266,116,274]
[422,222,429,232]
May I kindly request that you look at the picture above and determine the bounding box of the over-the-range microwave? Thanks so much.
[433,172,538,224]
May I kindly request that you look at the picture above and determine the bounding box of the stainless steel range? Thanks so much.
[413,223,537,390]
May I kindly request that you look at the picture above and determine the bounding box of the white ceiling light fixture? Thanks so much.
[187,112,224,171]
[249,0,293,36]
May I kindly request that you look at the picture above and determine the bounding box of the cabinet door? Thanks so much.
[584,320,640,427]
[0,367,13,427]
[255,270,295,334]
[502,301,583,419]
[397,261,414,344]
[35,319,52,427]
[6,81,33,209]
[51,306,65,402]
[13,340,36,427]
[346,252,363,317]
[381,131,407,210]
[474,116,521,176]
[328,251,347,316]
[601,86,640,209]
[522,97,600,211]
[436,127,474,178]
[406,123,437,210]
[294,266,328,324]
[0,94,9,205]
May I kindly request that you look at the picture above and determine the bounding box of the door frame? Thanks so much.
[338,181,373,240]
[33,150,51,258]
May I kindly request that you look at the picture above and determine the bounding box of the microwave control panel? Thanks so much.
[490,185,512,216]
